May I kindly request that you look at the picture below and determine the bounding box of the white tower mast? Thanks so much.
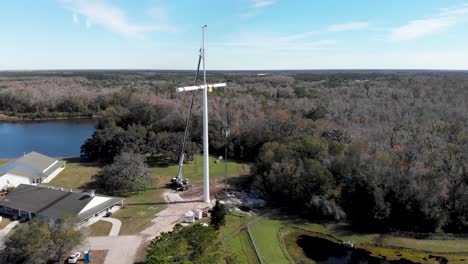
[176,25,227,204]
[201,25,210,203]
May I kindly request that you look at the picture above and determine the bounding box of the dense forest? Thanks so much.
[1,70,468,233]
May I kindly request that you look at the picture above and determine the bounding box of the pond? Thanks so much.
[0,120,95,159]
[297,235,421,264]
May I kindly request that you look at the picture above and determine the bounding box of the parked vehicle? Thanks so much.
[67,252,81,263]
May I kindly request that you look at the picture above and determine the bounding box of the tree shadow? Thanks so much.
[78,181,100,191]
[63,157,103,168]
[146,156,173,168]
[125,199,203,206]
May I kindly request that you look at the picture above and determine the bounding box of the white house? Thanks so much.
[0,152,66,191]
[0,184,124,227]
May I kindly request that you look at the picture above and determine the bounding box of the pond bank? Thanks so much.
[281,226,468,264]
[0,112,97,122]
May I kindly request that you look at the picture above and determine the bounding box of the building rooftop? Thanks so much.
[0,152,63,180]
[0,184,123,221]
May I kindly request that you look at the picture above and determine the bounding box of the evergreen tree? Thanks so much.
[210,200,226,230]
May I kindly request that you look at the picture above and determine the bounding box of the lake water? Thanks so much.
[0,120,95,159]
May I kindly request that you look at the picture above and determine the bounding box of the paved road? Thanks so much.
[82,235,142,264]
[0,221,18,241]
[101,217,122,236]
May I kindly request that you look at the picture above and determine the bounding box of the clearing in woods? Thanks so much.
[46,155,250,235]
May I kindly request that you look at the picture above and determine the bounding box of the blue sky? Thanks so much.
[1,0,468,70]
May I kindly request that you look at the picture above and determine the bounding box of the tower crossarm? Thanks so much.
[176,83,226,93]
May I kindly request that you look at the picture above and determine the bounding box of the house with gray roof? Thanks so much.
[0,152,66,191]
[0,184,124,227]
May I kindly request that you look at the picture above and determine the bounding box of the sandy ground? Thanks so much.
[181,178,228,200]
[140,190,211,241]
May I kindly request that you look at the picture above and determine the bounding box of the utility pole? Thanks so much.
[223,128,230,205]
[176,25,227,204]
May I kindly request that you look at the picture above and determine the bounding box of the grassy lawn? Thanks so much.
[47,158,101,190]
[49,156,249,191]
[220,215,260,264]
[0,159,9,166]
[231,231,260,264]
[85,220,112,236]
[149,155,250,183]
[249,218,290,264]
[112,188,167,235]
[379,236,468,253]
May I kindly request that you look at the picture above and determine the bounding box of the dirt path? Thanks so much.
[140,190,211,241]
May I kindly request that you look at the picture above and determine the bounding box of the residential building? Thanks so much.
[0,184,124,227]
[0,152,66,190]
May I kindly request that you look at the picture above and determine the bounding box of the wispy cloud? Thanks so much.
[251,0,275,8]
[389,4,468,41]
[390,18,454,41]
[213,31,336,52]
[327,22,370,32]
[216,19,372,52]
[241,0,276,17]
[60,0,173,38]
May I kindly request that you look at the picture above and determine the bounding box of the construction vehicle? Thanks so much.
[170,46,203,192]
[171,153,189,191]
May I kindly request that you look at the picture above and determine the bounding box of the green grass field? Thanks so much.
[149,155,250,183]
[249,219,290,264]
[47,158,101,190]
[112,188,167,235]
[220,215,260,264]
[86,220,112,236]
[0,159,10,166]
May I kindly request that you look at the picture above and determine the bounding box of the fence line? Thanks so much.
[246,217,265,264]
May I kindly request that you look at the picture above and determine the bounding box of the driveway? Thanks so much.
[86,190,210,263]
[81,235,142,264]
[0,221,18,241]
[100,217,122,236]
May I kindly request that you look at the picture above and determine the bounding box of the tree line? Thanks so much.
[2,71,468,233]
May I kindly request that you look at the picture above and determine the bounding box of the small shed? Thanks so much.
[184,211,195,223]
